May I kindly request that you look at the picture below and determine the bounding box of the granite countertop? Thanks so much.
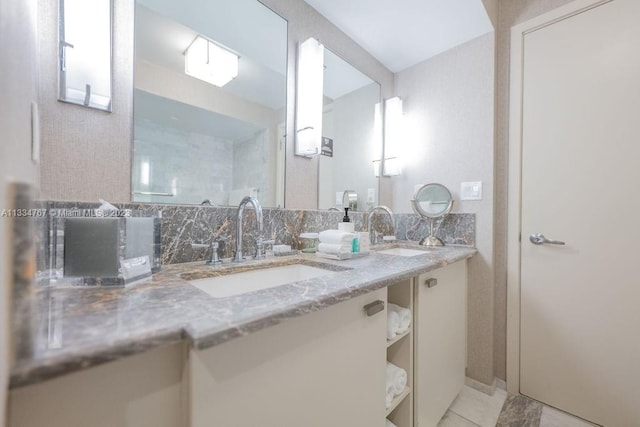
[10,243,476,389]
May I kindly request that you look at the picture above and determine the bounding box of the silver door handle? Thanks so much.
[529,233,565,246]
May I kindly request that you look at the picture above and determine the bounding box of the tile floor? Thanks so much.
[437,386,598,427]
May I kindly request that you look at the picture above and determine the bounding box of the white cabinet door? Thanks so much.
[9,343,187,427]
[414,261,467,427]
[190,288,387,427]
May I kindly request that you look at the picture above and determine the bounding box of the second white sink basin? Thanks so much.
[376,247,430,257]
[189,263,338,298]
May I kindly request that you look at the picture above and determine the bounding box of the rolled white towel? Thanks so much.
[317,242,352,255]
[387,363,407,395]
[387,310,400,340]
[386,362,407,396]
[385,370,395,409]
[388,303,411,334]
[385,391,394,409]
[318,229,355,245]
[386,420,398,427]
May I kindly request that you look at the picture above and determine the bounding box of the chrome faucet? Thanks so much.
[367,205,395,245]
[234,196,263,263]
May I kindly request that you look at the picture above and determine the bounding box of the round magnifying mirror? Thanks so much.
[411,183,453,246]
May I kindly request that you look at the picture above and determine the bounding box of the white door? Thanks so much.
[520,0,640,425]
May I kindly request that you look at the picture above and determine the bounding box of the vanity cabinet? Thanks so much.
[8,259,469,427]
[9,343,187,427]
[414,260,467,427]
[189,288,388,427]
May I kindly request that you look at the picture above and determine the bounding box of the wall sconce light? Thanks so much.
[372,97,403,177]
[374,157,401,177]
[373,159,381,177]
[382,96,403,176]
[383,157,401,176]
[185,35,239,87]
[295,37,324,157]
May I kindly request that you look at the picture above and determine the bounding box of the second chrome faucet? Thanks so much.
[368,205,395,245]
[234,196,274,262]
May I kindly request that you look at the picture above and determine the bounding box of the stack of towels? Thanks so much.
[387,303,412,340]
[386,362,408,409]
[317,230,355,256]
[316,230,369,258]
[385,419,398,427]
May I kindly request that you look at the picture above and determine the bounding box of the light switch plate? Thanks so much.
[335,192,343,206]
[461,181,482,200]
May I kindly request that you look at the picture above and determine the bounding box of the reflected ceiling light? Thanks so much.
[185,35,238,87]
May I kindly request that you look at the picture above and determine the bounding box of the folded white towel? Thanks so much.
[387,310,400,340]
[386,420,398,427]
[317,242,352,255]
[388,303,411,334]
[386,362,407,396]
[318,229,355,245]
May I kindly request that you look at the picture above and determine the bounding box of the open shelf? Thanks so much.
[386,386,411,417]
[386,278,414,426]
[387,328,410,348]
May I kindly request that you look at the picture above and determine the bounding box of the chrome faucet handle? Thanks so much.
[206,241,223,265]
[191,241,224,265]
[255,238,276,259]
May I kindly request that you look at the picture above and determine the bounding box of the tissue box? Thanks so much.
[62,216,161,285]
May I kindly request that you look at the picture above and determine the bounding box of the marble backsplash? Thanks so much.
[34,201,475,268]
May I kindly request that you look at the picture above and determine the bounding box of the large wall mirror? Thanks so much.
[132,0,287,207]
[317,48,381,212]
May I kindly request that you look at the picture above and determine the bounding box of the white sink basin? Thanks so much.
[189,264,337,298]
[376,247,429,257]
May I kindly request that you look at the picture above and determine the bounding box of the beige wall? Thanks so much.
[493,0,577,381]
[37,0,394,207]
[394,33,496,385]
[38,0,133,203]
[0,0,39,423]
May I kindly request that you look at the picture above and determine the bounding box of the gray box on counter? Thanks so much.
[125,217,156,261]
[62,216,161,285]
[64,218,120,277]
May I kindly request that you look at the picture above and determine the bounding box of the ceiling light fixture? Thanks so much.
[185,35,238,87]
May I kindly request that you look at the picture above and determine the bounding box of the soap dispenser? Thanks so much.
[338,208,355,233]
